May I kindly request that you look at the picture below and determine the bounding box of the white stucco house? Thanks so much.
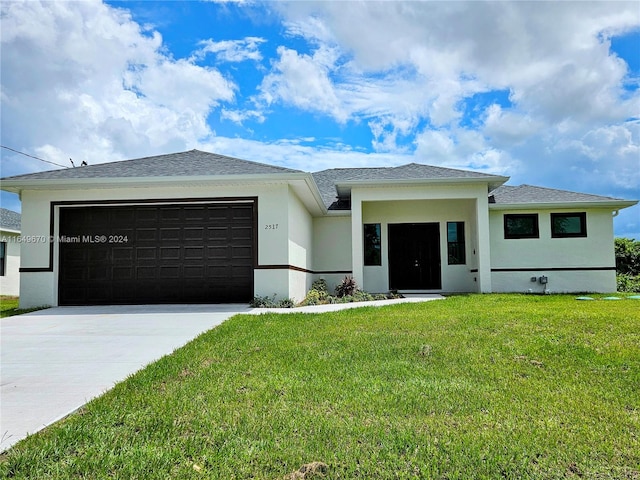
[1,150,636,307]
[0,208,21,297]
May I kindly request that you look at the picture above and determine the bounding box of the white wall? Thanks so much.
[0,230,21,297]
[489,208,617,293]
[312,214,352,293]
[287,187,313,301]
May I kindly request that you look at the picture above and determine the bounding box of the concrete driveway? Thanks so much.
[0,304,248,452]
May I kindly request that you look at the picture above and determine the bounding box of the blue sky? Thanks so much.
[1,1,639,237]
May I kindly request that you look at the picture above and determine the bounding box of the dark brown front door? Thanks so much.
[58,203,254,305]
[388,223,441,290]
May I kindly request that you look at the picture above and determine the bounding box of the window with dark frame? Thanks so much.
[363,223,382,266]
[447,222,466,265]
[0,242,6,277]
[551,212,587,238]
[504,214,539,239]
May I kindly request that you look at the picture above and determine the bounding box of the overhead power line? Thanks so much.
[1,145,70,169]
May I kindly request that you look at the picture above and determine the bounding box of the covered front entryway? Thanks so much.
[388,223,441,290]
[58,202,255,305]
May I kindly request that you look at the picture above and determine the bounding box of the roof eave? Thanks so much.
[0,172,312,193]
[337,176,509,188]
[334,176,509,197]
[489,200,638,210]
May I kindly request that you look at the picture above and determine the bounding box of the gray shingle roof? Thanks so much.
[312,163,504,209]
[0,208,21,231]
[489,184,628,205]
[2,150,302,181]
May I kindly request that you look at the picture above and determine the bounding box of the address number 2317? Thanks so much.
[264,224,279,230]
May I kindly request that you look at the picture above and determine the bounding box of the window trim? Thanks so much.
[446,221,466,265]
[0,241,6,277]
[363,223,382,266]
[504,214,539,239]
[551,212,587,238]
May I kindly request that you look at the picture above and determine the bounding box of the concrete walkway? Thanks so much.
[0,295,443,452]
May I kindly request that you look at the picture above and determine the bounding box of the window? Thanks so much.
[447,222,466,265]
[551,212,587,238]
[504,214,539,239]
[363,223,381,266]
[0,242,6,276]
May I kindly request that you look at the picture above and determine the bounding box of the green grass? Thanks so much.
[1,295,639,479]
[0,296,48,318]
[0,296,19,317]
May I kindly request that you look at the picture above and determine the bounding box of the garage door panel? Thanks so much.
[159,265,181,278]
[136,229,157,242]
[160,247,180,260]
[184,246,204,259]
[113,247,134,261]
[184,227,205,241]
[88,248,109,263]
[136,247,156,260]
[113,266,134,280]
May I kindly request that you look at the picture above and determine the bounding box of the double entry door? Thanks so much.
[388,223,441,290]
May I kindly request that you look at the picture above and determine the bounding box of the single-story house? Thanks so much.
[0,208,21,297]
[1,150,636,307]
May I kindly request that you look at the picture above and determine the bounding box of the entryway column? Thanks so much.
[351,193,364,289]
[475,195,493,293]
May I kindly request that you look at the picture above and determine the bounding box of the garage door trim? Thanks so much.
[51,197,257,305]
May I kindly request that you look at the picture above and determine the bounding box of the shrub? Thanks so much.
[301,289,322,306]
[250,295,294,308]
[617,274,640,293]
[335,276,358,298]
[277,298,295,308]
[615,238,640,293]
[311,278,329,294]
[615,237,640,276]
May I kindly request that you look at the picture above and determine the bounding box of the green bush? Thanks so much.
[249,294,295,308]
[615,238,640,292]
[301,289,322,306]
[617,274,640,293]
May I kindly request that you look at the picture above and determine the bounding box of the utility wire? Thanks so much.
[1,145,69,169]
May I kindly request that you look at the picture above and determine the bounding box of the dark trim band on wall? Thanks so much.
[255,264,314,274]
[19,267,53,273]
[256,265,352,275]
[491,267,616,272]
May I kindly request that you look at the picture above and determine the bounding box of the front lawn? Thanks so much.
[1,295,638,479]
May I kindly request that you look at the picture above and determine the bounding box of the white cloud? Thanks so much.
[414,127,515,175]
[221,108,265,125]
[259,45,347,122]
[483,105,543,146]
[193,37,266,63]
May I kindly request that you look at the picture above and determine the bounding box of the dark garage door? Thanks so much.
[58,203,254,305]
